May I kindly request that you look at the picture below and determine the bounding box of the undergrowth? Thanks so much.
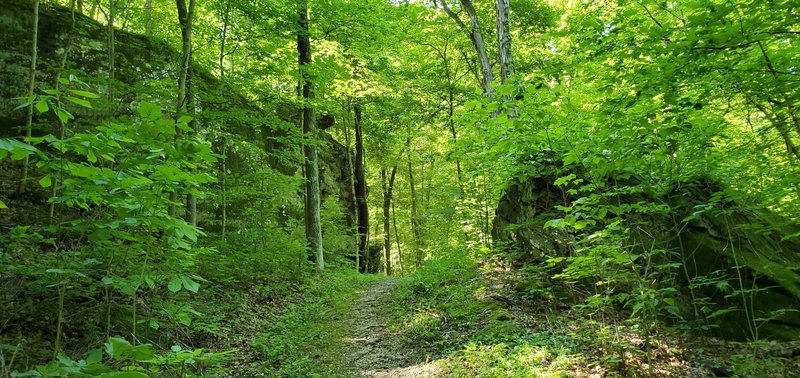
[238,267,378,377]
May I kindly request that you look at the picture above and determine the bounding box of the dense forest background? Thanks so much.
[1,0,799,376]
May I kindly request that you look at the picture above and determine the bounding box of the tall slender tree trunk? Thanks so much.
[17,0,40,196]
[424,156,435,211]
[381,166,397,276]
[186,65,198,226]
[495,0,518,118]
[144,0,153,37]
[438,0,494,95]
[107,0,116,102]
[460,0,494,95]
[172,0,195,218]
[447,76,465,195]
[495,0,513,82]
[297,0,324,271]
[392,199,402,272]
[343,103,359,270]
[406,136,423,268]
[50,0,77,221]
[220,140,227,239]
[218,4,229,239]
[354,103,369,273]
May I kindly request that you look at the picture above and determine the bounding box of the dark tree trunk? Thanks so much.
[354,103,369,273]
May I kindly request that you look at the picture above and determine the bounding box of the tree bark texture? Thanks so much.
[495,0,513,82]
[406,137,423,268]
[171,0,195,217]
[381,166,397,276]
[439,0,494,95]
[354,103,369,273]
[297,0,324,272]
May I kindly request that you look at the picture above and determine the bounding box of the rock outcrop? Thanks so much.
[493,157,800,340]
[0,0,356,232]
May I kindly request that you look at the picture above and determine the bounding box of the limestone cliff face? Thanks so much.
[0,0,356,232]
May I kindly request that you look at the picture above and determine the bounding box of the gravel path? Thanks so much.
[347,279,442,378]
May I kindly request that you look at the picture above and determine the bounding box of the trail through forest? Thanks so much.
[347,279,441,378]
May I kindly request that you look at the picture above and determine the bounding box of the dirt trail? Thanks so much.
[346,279,442,378]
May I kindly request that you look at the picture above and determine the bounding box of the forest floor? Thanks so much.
[210,256,800,377]
[338,255,800,378]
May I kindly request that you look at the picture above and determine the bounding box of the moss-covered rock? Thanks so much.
[493,163,800,340]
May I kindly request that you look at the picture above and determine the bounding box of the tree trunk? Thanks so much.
[186,64,197,227]
[354,103,369,273]
[392,199,402,272]
[174,0,200,227]
[218,4,229,239]
[438,0,494,95]
[49,0,77,221]
[343,103,359,270]
[107,0,115,102]
[381,166,397,276]
[144,0,153,37]
[407,136,423,268]
[425,156,434,211]
[495,0,513,82]
[446,69,465,196]
[495,0,518,118]
[171,0,194,217]
[298,0,324,271]
[17,0,40,196]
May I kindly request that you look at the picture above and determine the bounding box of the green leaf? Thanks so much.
[55,108,73,124]
[64,96,93,108]
[85,349,103,365]
[0,200,7,209]
[35,100,49,113]
[707,308,737,319]
[39,174,52,188]
[176,312,191,326]
[167,277,182,293]
[129,344,155,362]
[181,275,200,293]
[98,372,149,378]
[68,89,101,99]
[105,337,133,359]
[137,102,161,120]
